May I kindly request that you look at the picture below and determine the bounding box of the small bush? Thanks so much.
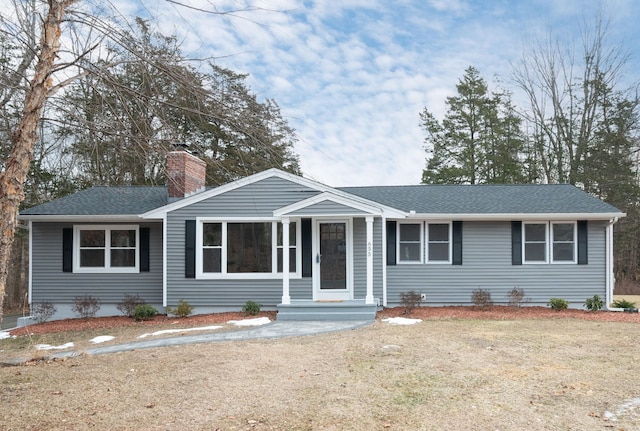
[584,295,604,311]
[166,299,194,318]
[242,300,262,316]
[611,299,637,309]
[471,289,493,308]
[133,304,158,321]
[547,298,569,311]
[31,301,57,324]
[399,290,423,315]
[117,293,146,317]
[72,295,101,319]
[507,287,528,307]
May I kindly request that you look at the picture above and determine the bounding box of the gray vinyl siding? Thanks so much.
[353,218,383,300]
[166,176,319,307]
[387,220,607,307]
[287,200,369,216]
[30,222,163,305]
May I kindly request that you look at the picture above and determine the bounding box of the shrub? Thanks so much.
[399,290,423,315]
[133,304,158,321]
[31,301,57,324]
[471,289,493,308]
[507,287,528,307]
[72,295,101,319]
[547,298,569,311]
[242,300,262,316]
[611,299,637,309]
[166,299,194,318]
[584,295,604,311]
[117,293,146,317]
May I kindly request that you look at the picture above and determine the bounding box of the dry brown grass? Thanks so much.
[2,317,640,430]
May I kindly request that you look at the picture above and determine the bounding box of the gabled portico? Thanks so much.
[273,192,402,319]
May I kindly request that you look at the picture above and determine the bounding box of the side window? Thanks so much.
[427,223,450,262]
[523,223,547,263]
[398,223,422,263]
[75,226,139,272]
[202,223,222,273]
[552,222,576,263]
[277,222,297,273]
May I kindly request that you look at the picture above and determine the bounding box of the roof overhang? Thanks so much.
[403,212,626,221]
[17,215,150,223]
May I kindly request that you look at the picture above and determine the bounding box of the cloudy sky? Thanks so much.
[123,0,640,186]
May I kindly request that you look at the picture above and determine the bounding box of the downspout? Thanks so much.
[605,217,620,311]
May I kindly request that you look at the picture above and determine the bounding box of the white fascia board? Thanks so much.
[404,212,626,221]
[18,215,147,223]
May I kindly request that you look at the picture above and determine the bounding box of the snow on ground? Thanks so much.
[138,325,223,338]
[382,317,422,325]
[0,331,11,340]
[227,317,271,326]
[35,342,74,351]
[90,335,115,344]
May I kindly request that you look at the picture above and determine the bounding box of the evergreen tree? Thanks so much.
[421,66,526,184]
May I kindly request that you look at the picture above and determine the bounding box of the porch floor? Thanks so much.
[276,299,378,321]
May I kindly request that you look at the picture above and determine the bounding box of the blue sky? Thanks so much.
[120,0,640,186]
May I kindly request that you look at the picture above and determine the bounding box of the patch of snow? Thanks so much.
[0,331,11,340]
[35,342,74,351]
[228,317,271,326]
[137,325,222,338]
[382,317,422,325]
[382,345,401,349]
[605,397,640,422]
[90,335,115,344]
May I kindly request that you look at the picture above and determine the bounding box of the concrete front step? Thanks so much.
[276,301,378,321]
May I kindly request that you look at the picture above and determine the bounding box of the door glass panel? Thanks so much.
[320,223,347,290]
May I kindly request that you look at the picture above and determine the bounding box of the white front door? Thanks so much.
[314,220,352,301]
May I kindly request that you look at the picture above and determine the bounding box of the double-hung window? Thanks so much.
[523,222,576,264]
[74,225,139,272]
[398,223,422,263]
[397,222,451,263]
[198,220,299,277]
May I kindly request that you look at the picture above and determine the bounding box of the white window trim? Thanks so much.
[550,221,577,264]
[425,221,452,264]
[396,222,423,264]
[522,221,577,265]
[73,225,140,273]
[195,218,302,279]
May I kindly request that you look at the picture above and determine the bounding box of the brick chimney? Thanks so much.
[167,150,206,198]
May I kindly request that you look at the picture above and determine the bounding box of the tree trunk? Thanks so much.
[0,0,73,322]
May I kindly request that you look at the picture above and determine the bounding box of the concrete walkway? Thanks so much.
[2,320,373,366]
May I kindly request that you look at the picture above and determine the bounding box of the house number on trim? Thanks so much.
[367,241,373,257]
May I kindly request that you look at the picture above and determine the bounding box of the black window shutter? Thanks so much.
[386,221,397,266]
[185,220,196,278]
[577,220,588,265]
[301,218,312,277]
[511,221,522,265]
[62,228,73,272]
[452,221,463,265]
[140,227,150,272]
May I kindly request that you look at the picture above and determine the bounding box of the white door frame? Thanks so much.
[313,218,353,301]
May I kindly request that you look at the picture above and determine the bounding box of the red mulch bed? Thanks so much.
[7,306,639,337]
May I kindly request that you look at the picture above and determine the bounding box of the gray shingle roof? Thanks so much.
[19,181,622,217]
[339,184,622,214]
[20,186,168,216]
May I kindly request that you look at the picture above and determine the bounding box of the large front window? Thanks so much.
[75,225,138,272]
[198,220,299,277]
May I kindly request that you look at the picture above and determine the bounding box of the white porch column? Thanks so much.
[281,218,291,305]
[365,216,374,305]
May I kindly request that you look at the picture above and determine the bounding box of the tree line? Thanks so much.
[421,18,640,287]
